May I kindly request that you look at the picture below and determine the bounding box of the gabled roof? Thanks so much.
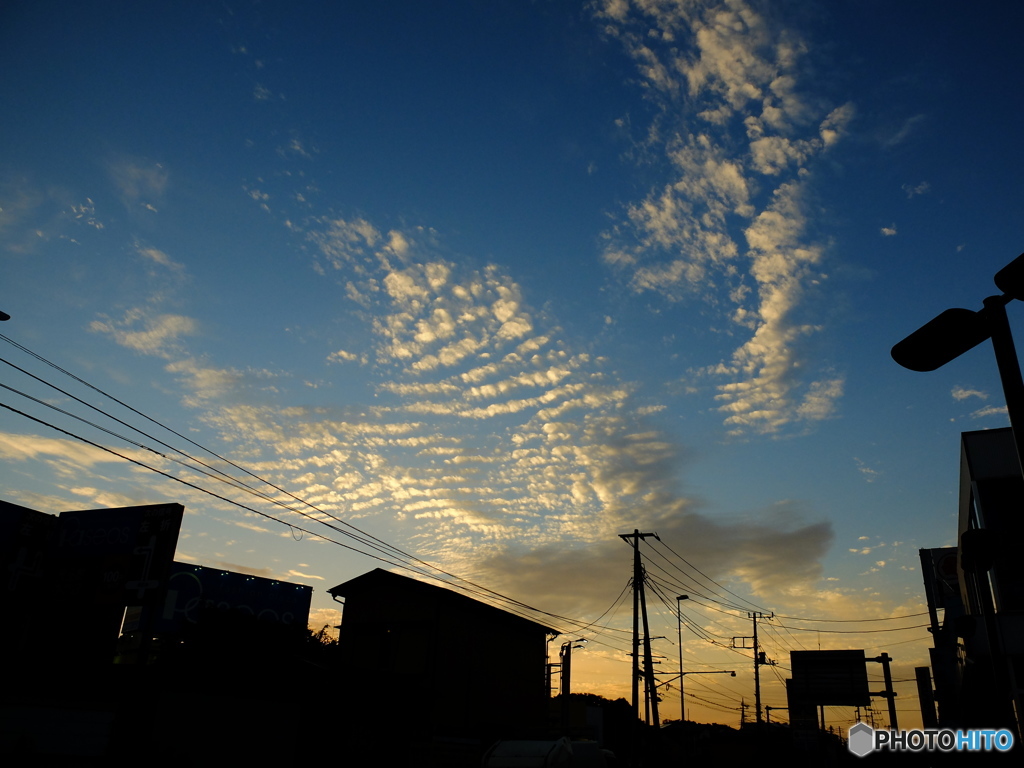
[328,568,557,636]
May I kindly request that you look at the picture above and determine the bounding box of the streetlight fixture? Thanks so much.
[891,251,1024,480]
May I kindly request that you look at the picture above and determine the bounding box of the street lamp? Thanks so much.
[676,594,688,722]
[891,251,1024,479]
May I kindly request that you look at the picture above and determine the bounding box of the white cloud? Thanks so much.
[287,569,325,581]
[0,431,120,468]
[137,245,183,272]
[854,458,881,483]
[312,225,538,376]
[165,358,244,402]
[307,216,382,272]
[971,405,1008,419]
[951,386,986,401]
[107,156,167,212]
[749,136,813,175]
[327,349,365,364]
[882,114,926,148]
[880,224,897,237]
[68,486,141,508]
[714,183,843,433]
[819,102,855,147]
[66,198,103,230]
[902,181,930,198]
[90,309,198,358]
[597,0,847,434]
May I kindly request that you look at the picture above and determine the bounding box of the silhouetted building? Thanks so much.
[328,568,556,755]
[0,499,319,764]
[0,500,184,667]
[0,500,58,661]
[949,428,1024,735]
[919,545,964,727]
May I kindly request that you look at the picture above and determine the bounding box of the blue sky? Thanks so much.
[3,0,1023,727]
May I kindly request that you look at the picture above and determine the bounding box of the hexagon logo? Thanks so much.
[848,722,875,757]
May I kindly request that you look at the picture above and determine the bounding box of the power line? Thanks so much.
[0,332,937,709]
[649,537,769,613]
[2,396,637,646]
[774,621,930,635]
[641,538,756,613]
[0,335,648,652]
[644,530,930,629]
[776,612,929,623]
[0,340,480,588]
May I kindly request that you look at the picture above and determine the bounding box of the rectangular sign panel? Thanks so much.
[789,649,870,706]
[155,562,313,633]
[55,503,183,607]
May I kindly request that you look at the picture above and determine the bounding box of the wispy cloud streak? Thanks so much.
[596,0,850,434]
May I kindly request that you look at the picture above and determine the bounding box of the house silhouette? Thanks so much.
[328,568,557,758]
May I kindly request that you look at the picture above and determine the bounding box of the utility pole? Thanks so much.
[750,612,774,724]
[620,529,661,728]
[559,639,586,697]
[870,652,899,731]
[560,641,573,697]
[559,639,585,736]
[546,633,560,697]
[639,576,660,726]
[733,612,774,724]
[676,594,689,723]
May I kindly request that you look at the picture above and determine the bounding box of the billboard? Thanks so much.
[789,649,870,706]
[151,562,313,634]
[54,503,183,608]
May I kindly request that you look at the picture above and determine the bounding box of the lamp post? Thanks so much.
[891,250,1024,739]
[676,595,689,722]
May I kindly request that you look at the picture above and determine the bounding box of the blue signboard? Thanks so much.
[153,562,312,633]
